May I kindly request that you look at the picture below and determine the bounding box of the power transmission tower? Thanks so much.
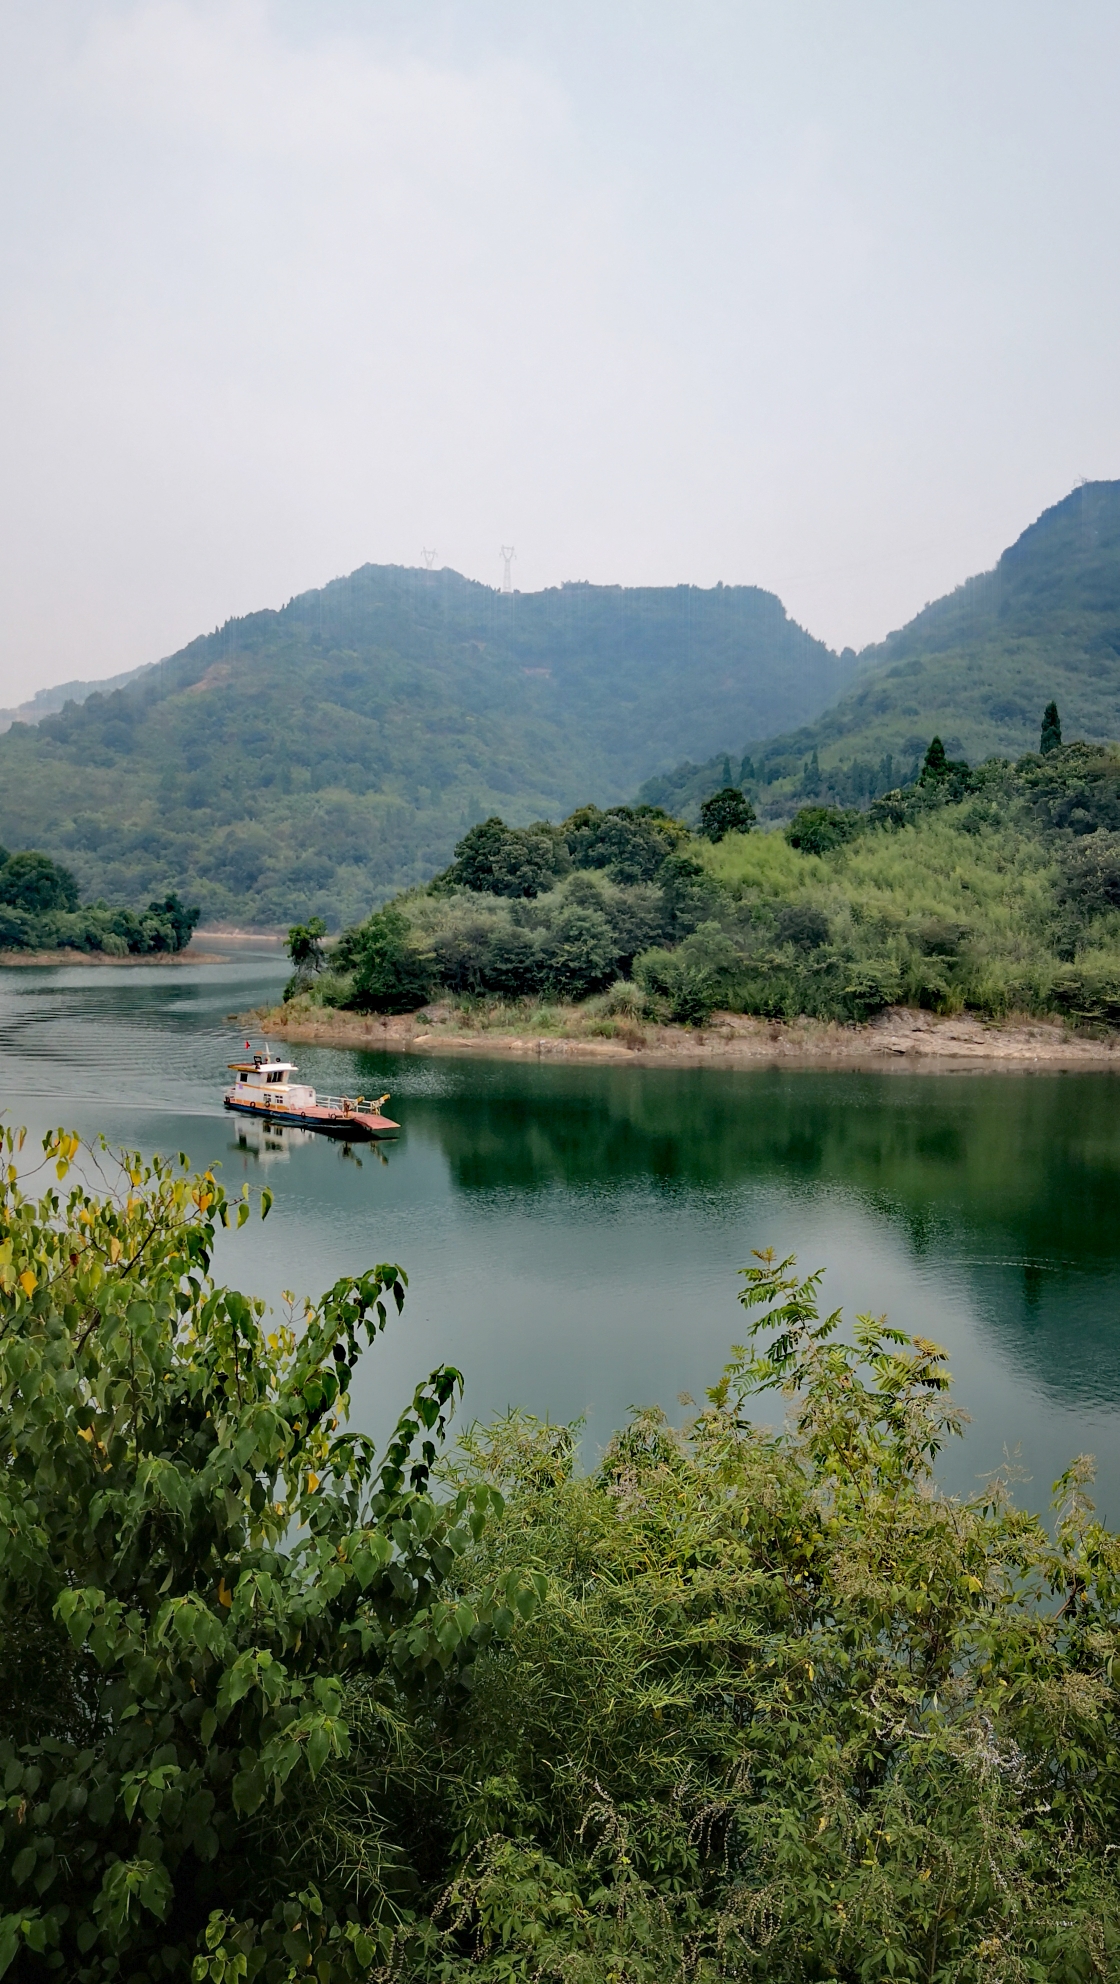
[421,547,436,570]
[500,545,516,594]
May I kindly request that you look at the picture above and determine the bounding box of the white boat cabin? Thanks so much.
[225,1051,317,1112]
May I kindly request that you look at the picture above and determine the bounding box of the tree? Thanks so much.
[918,736,972,797]
[1041,699,1063,754]
[920,735,948,782]
[346,906,433,1012]
[286,916,327,973]
[446,819,565,898]
[0,850,79,914]
[0,1125,537,1981]
[148,893,201,953]
[698,787,756,843]
[785,805,860,855]
[540,902,618,1001]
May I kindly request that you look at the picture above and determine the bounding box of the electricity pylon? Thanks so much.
[421,547,436,570]
[500,546,515,593]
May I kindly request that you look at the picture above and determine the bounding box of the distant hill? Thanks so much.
[0,665,145,734]
[0,566,847,926]
[643,481,1120,821]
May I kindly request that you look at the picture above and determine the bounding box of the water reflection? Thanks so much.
[2,957,1120,1512]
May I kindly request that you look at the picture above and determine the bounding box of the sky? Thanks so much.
[2,0,1120,704]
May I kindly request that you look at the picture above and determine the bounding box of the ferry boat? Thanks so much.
[223,1045,399,1139]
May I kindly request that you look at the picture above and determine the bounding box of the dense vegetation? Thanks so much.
[0,846,198,956]
[0,567,848,928]
[283,729,1120,1029]
[4,1129,1120,1980]
[642,481,1120,827]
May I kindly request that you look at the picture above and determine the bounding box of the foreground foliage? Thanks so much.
[3,1130,1120,1978]
[362,1257,1120,1981]
[0,1128,535,1980]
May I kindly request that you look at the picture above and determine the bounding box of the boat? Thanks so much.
[223,1045,399,1139]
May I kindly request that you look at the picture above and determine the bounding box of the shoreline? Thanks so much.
[0,948,228,968]
[256,1000,1120,1071]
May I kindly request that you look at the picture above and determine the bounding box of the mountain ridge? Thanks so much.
[642,480,1120,820]
[0,563,848,924]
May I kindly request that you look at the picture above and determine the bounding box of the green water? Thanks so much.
[3,951,1120,1517]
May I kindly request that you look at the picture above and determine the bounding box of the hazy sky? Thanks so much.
[2,0,1120,703]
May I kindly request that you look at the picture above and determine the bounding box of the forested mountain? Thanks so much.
[643,481,1120,821]
[0,566,846,925]
[0,664,144,733]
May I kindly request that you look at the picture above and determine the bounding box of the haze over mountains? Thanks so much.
[0,569,845,925]
[2,480,1120,925]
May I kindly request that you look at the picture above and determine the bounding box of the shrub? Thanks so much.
[0,1126,539,1981]
[372,1254,1120,1981]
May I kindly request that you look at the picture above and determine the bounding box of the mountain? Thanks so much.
[0,565,849,926]
[643,481,1120,820]
[0,665,145,734]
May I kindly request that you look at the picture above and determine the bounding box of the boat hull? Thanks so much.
[223,1096,399,1139]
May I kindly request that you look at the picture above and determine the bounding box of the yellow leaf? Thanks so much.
[217,1578,233,1608]
[109,1238,122,1264]
[18,1269,36,1298]
[306,1473,320,1494]
[78,1425,94,1443]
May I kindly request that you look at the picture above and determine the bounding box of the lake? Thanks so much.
[3,948,1120,1520]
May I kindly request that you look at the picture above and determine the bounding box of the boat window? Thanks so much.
[239,1073,247,1083]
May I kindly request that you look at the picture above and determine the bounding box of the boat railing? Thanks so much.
[312,1095,386,1114]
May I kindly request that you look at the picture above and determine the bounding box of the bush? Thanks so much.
[0,1126,539,1981]
[635,920,743,1024]
[359,1253,1120,1981]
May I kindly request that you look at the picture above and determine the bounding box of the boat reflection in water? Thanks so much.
[231,1120,316,1166]
[230,1120,386,1168]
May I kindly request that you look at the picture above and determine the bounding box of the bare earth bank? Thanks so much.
[0,948,227,968]
[255,1001,1120,1072]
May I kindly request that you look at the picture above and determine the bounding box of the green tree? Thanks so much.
[445,819,565,898]
[0,1125,537,1981]
[347,906,433,1013]
[784,804,860,855]
[286,916,327,973]
[698,787,757,843]
[1041,698,1063,753]
[0,851,79,915]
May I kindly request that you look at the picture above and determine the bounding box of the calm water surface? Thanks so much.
[3,950,1120,1517]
